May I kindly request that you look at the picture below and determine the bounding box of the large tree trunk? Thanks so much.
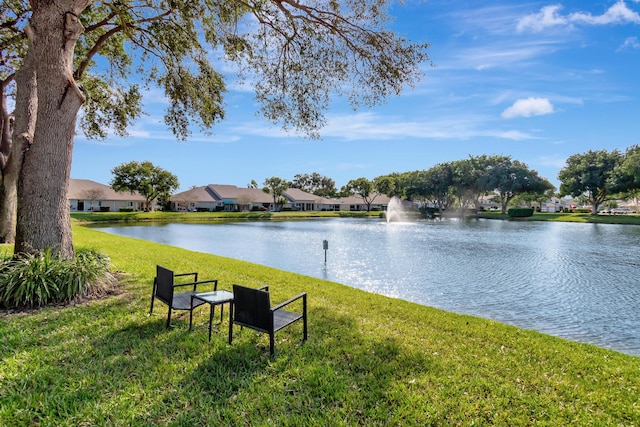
[14,3,86,258]
[0,82,12,171]
[0,54,38,244]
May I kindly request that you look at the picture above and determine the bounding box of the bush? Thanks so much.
[507,208,534,218]
[99,206,110,212]
[119,207,135,212]
[0,248,112,309]
[419,206,438,218]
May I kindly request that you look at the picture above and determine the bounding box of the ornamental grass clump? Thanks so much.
[0,248,113,309]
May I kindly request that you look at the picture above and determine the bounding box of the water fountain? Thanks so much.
[385,196,407,222]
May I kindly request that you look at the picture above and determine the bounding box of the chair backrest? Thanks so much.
[233,284,271,330]
[155,265,175,303]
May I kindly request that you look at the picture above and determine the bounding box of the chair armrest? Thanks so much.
[173,279,218,291]
[271,292,306,312]
[174,271,198,281]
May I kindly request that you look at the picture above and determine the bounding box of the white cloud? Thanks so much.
[502,97,555,119]
[517,5,568,33]
[618,36,640,50]
[497,130,536,140]
[221,111,541,142]
[570,1,640,25]
[517,1,640,33]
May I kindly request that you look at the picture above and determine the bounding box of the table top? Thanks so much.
[192,290,234,304]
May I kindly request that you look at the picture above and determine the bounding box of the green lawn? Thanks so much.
[71,210,381,224]
[1,225,639,426]
[73,209,640,226]
[478,210,640,225]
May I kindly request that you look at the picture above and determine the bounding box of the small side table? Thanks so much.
[190,290,234,341]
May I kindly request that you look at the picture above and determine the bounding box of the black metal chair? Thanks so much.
[229,284,307,356]
[149,265,218,328]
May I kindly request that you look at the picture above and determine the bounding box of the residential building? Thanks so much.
[68,178,145,212]
[171,184,392,212]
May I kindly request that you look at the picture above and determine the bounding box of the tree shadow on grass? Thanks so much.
[136,306,437,425]
[1,296,435,426]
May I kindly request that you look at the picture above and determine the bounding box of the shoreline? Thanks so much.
[71,209,640,226]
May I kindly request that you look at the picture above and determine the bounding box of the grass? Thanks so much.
[73,209,640,227]
[479,210,640,225]
[71,210,382,224]
[1,226,639,425]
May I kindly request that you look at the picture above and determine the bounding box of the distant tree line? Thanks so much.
[113,147,640,215]
[260,147,640,215]
[558,146,640,215]
[258,155,554,213]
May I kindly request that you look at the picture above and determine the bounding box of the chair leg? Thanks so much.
[149,280,157,315]
[303,315,308,342]
[269,331,275,356]
[166,309,172,329]
[228,304,234,345]
[208,304,214,342]
[149,295,155,315]
[303,296,308,342]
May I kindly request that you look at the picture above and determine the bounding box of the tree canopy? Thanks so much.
[291,173,336,198]
[372,155,553,214]
[262,176,290,211]
[110,161,179,211]
[343,177,379,211]
[1,0,431,257]
[558,149,625,214]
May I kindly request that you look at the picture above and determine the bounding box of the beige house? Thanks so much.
[172,184,392,212]
[172,184,275,212]
[336,194,392,211]
[68,179,145,212]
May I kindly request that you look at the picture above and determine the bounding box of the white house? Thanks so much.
[68,178,145,212]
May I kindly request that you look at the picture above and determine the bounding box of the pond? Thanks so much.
[93,218,640,356]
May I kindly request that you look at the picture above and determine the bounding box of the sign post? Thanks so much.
[323,239,329,263]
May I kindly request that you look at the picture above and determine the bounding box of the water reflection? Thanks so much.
[93,218,640,356]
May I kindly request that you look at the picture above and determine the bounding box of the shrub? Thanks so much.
[419,207,438,218]
[508,208,534,218]
[0,248,112,309]
[99,206,110,212]
[119,207,135,212]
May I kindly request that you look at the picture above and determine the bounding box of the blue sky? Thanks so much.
[71,0,640,192]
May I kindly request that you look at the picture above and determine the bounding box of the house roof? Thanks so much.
[171,186,214,203]
[172,184,274,204]
[338,194,392,205]
[207,184,274,204]
[68,179,145,201]
[282,188,323,202]
[170,184,393,206]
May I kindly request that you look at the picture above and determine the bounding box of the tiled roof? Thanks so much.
[171,186,213,202]
[338,194,392,205]
[208,184,274,203]
[172,184,393,206]
[68,178,145,201]
[282,188,323,202]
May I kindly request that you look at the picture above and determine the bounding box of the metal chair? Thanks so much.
[149,265,218,328]
[229,284,307,356]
